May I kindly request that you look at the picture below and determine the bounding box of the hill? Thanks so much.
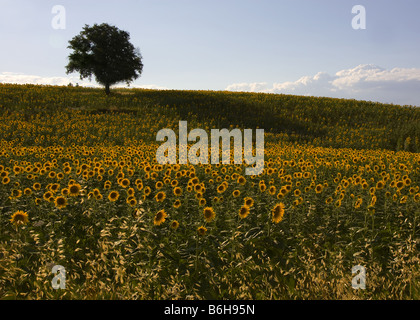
[0,83,419,152]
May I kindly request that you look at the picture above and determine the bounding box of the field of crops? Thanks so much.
[0,83,419,299]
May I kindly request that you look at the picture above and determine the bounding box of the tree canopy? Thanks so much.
[66,23,143,95]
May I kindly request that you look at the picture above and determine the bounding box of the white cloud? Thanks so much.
[0,72,169,90]
[129,84,169,90]
[226,64,420,106]
[226,82,269,92]
[0,72,98,87]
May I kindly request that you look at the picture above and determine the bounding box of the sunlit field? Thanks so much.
[0,84,419,299]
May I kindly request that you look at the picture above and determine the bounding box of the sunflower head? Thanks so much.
[120,178,130,188]
[203,207,215,222]
[244,197,254,207]
[238,206,250,219]
[155,191,166,202]
[315,184,323,194]
[108,190,120,202]
[68,183,81,197]
[144,186,151,196]
[54,196,67,209]
[170,220,179,230]
[10,210,29,227]
[173,187,182,196]
[173,199,181,208]
[237,176,246,185]
[271,203,285,224]
[197,226,207,236]
[154,209,167,226]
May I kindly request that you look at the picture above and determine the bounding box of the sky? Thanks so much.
[0,0,420,106]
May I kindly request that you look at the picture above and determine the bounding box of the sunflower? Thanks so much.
[197,226,207,236]
[10,189,22,199]
[120,178,130,188]
[237,176,246,185]
[203,207,216,222]
[154,209,167,226]
[278,188,287,197]
[271,203,285,224]
[244,197,254,207]
[396,181,404,189]
[335,200,342,208]
[173,187,182,196]
[194,184,202,192]
[126,187,134,196]
[50,183,60,193]
[217,184,226,194]
[376,180,385,190]
[370,195,377,206]
[108,190,120,202]
[238,205,250,219]
[13,166,22,175]
[232,189,241,197]
[173,199,181,208]
[68,183,81,197]
[2,176,10,185]
[33,182,41,190]
[54,196,67,209]
[144,186,151,196]
[61,188,69,196]
[43,191,54,202]
[155,191,166,202]
[170,220,179,230]
[315,184,323,194]
[128,197,137,207]
[136,182,143,191]
[10,210,29,227]
[354,198,363,209]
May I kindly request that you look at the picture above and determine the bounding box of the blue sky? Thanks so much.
[1,0,420,106]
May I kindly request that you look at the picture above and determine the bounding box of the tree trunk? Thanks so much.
[105,83,110,95]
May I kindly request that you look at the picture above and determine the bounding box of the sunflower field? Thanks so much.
[0,83,419,299]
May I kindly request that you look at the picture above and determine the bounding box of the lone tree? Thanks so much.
[66,23,143,95]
